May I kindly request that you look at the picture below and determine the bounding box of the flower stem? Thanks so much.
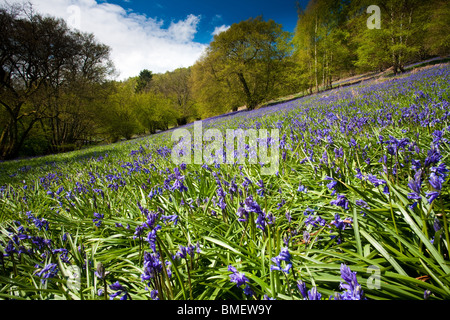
[440,197,450,259]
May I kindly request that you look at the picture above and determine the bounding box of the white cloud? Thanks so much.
[212,24,230,36]
[14,0,207,80]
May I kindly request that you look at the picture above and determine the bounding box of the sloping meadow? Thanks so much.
[1,64,449,300]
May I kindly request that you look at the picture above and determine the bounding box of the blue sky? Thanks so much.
[8,0,308,79]
[104,0,307,43]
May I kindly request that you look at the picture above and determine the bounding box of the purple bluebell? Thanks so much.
[330,194,349,210]
[35,263,59,283]
[337,264,365,300]
[407,171,422,200]
[150,289,159,300]
[355,199,370,209]
[297,280,308,299]
[228,265,250,288]
[161,214,178,226]
[146,224,161,252]
[366,174,386,187]
[424,145,442,167]
[270,247,292,274]
[142,251,163,283]
[297,182,308,193]
[331,213,352,231]
[307,286,322,300]
[109,281,129,300]
[93,212,104,227]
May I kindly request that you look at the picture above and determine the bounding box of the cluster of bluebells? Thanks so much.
[236,196,274,231]
[228,265,254,297]
[426,162,448,204]
[109,281,129,300]
[1,64,449,301]
[175,242,201,260]
[407,142,448,207]
[270,247,292,274]
[93,212,104,227]
[297,280,322,300]
[35,263,59,284]
[333,264,365,300]
[297,264,365,300]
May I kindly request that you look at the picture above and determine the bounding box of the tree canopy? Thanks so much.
[192,17,293,112]
[0,3,114,159]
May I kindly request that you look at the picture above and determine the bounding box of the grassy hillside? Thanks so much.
[0,63,449,301]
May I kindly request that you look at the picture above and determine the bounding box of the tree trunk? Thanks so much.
[237,72,256,110]
[314,15,319,93]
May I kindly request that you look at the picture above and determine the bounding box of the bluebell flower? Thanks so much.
[150,289,159,300]
[355,168,364,180]
[142,251,163,282]
[424,145,441,167]
[407,171,422,200]
[35,263,59,284]
[303,231,310,243]
[331,213,352,231]
[4,240,17,257]
[161,214,178,226]
[176,243,198,259]
[366,174,386,187]
[324,176,337,194]
[297,280,308,299]
[330,194,349,210]
[307,286,322,300]
[171,178,188,192]
[256,179,265,197]
[411,159,421,171]
[297,183,308,193]
[426,191,440,204]
[355,199,370,209]
[334,147,344,159]
[109,281,129,300]
[228,265,249,288]
[146,224,161,252]
[304,213,326,229]
[243,284,254,296]
[270,247,292,274]
[337,264,365,300]
[285,211,292,223]
[133,223,146,240]
[244,196,263,214]
[431,163,449,178]
[92,212,104,227]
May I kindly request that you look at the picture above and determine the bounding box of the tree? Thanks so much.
[0,3,114,159]
[293,0,354,92]
[194,17,292,111]
[422,0,450,56]
[351,0,428,74]
[97,80,139,142]
[151,68,196,126]
[133,92,176,134]
[135,69,153,94]
[191,52,241,118]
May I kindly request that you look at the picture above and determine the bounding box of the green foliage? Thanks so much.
[0,3,114,159]
[0,65,449,300]
[192,16,293,114]
[135,69,153,94]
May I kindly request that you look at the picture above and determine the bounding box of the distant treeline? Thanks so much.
[1,0,448,159]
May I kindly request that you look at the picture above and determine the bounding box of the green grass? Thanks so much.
[0,64,449,300]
